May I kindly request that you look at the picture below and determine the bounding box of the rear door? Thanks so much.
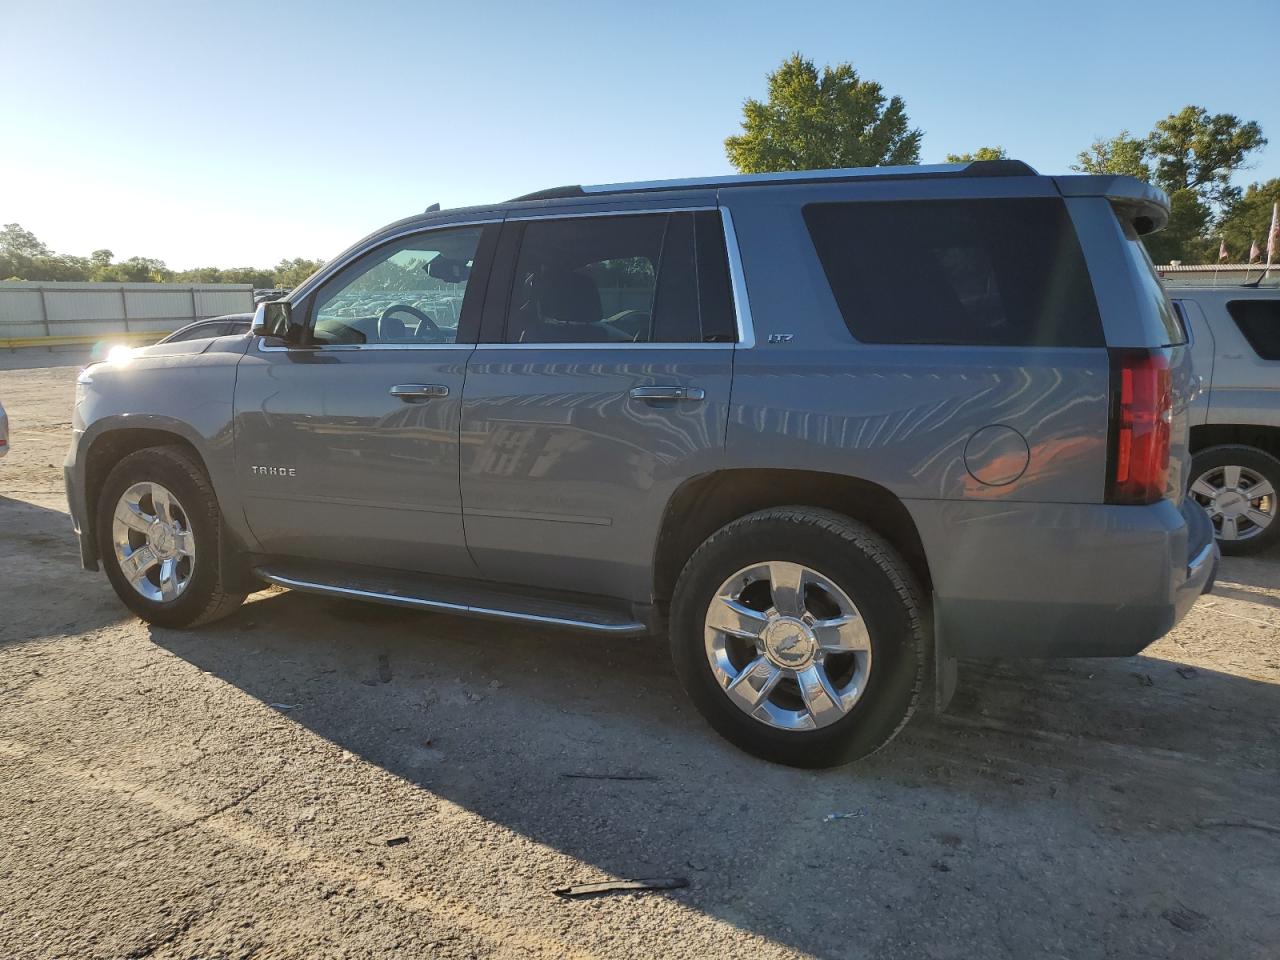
[233,221,498,574]
[458,207,736,601]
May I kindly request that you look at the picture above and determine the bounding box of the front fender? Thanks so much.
[68,344,257,566]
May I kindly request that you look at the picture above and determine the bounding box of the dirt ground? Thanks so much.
[1,351,1277,960]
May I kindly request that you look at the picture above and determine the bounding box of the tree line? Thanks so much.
[727,54,1274,264]
[0,223,324,288]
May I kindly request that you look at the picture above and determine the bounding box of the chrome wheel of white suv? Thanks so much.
[112,481,196,602]
[1189,445,1280,556]
[1190,464,1275,543]
[705,561,872,731]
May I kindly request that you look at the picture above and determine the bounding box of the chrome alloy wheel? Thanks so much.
[704,561,872,732]
[1190,464,1276,543]
[111,481,196,602]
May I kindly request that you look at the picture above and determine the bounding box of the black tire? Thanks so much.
[97,445,247,628]
[669,507,926,768]
[1189,444,1280,556]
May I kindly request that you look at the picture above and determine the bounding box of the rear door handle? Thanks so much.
[629,386,706,402]
[390,383,450,402]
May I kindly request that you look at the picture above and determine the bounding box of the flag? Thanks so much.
[1269,202,1280,263]
[1250,240,1261,262]
[1219,238,1229,261]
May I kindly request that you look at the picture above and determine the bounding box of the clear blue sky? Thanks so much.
[3,0,1277,269]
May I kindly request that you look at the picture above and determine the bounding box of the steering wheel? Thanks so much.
[380,303,440,335]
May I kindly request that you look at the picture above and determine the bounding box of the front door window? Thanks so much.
[311,226,485,345]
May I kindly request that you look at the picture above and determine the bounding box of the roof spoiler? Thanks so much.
[1054,175,1170,235]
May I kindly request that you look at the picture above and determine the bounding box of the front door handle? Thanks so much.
[390,383,450,402]
[629,385,706,402]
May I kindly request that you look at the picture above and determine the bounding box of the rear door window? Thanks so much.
[501,212,733,344]
[802,198,1104,347]
[1227,299,1280,359]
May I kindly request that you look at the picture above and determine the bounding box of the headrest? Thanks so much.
[536,268,601,325]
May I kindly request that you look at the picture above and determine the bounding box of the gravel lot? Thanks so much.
[1,352,1278,959]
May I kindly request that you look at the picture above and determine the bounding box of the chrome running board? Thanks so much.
[254,564,648,636]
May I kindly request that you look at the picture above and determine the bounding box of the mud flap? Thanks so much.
[932,594,958,713]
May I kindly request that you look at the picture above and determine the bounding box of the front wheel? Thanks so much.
[97,445,247,628]
[669,507,927,768]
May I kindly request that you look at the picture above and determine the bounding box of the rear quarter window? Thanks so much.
[1116,217,1186,346]
[803,198,1104,347]
[1227,299,1280,360]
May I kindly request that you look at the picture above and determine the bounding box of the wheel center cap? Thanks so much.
[1217,490,1247,517]
[762,617,817,668]
[149,521,176,558]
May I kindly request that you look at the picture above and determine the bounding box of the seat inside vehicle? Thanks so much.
[514,267,630,342]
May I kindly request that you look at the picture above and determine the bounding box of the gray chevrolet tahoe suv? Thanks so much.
[1169,284,1280,554]
[66,160,1218,767]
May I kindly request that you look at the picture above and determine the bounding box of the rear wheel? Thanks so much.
[97,446,247,627]
[669,507,926,768]
[1189,445,1280,556]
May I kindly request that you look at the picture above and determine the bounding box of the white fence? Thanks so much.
[0,281,254,344]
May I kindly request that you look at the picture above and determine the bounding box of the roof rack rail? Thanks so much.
[508,160,1037,204]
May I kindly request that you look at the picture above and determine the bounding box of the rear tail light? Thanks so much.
[1107,349,1172,505]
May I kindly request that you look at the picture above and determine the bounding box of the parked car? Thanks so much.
[0,399,8,458]
[158,314,252,344]
[65,161,1217,767]
[1168,283,1280,554]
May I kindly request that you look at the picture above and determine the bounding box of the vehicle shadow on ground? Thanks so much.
[0,495,127,647]
[150,585,1280,958]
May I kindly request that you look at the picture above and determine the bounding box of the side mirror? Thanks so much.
[252,300,302,341]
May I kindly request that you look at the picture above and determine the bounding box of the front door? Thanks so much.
[234,222,497,574]
[459,209,737,601]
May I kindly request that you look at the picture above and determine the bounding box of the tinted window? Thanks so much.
[1118,218,1186,346]
[168,321,222,342]
[1227,299,1280,360]
[695,211,736,342]
[503,213,718,344]
[803,198,1103,347]
[311,225,485,345]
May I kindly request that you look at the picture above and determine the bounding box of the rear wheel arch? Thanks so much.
[652,469,933,609]
[1190,423,1280,460]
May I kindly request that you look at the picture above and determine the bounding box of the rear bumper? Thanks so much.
[908,496,1218,659]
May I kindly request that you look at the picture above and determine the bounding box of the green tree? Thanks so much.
[220,267,275,287]
[1143,190,1214,264]
[725,54,921,173]
[0,223,51,258]
[944,146,1007,163]
[0,223,50,278]
[273,257,326,288]
[1072,131,1151,180]
[19,255,91,282]
[1146,106,1266,210]
[1073,109,1267,263]
[90,249,113,267]
[1218,179,1280,260]
[94,257,172,282]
